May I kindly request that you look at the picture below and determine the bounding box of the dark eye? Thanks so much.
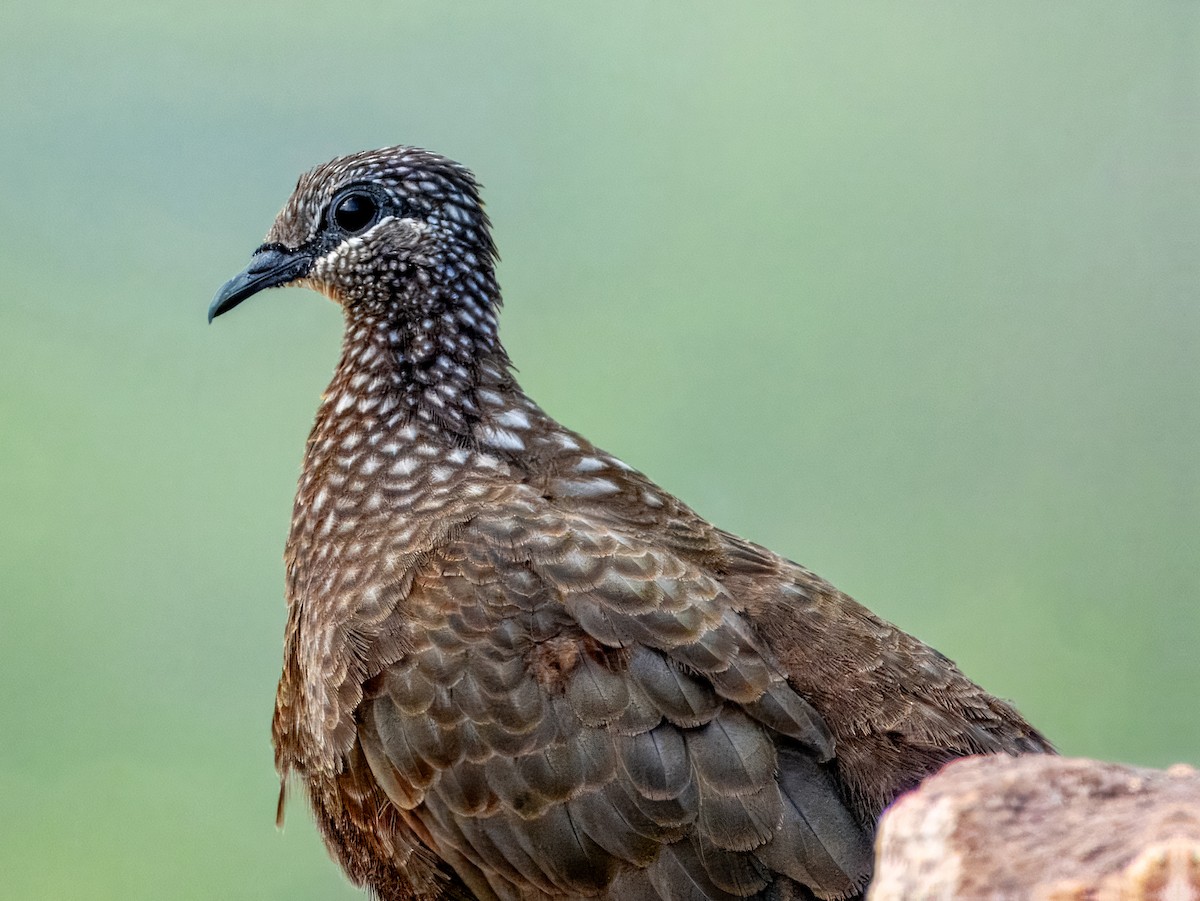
[332,192,379,234]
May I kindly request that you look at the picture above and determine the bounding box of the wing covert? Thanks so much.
[354,503,873,900]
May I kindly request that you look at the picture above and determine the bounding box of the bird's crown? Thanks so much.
[268,145,492,254]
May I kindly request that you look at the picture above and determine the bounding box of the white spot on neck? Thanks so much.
[478,425,525,451]
[557,478,620,498]
[496,408,531,430]
[390,458,418,476]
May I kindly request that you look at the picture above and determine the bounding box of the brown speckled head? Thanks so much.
[211,144,497,323]
[266,146,497,307]
[211,145,508,436]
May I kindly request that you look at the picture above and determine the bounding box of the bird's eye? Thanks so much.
[332,192,379,234]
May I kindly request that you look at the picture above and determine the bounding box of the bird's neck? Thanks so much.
[311,281,553,467]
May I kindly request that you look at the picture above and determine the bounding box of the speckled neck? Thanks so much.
[327,261,513,439]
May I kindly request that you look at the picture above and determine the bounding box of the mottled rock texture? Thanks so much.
[870,755,1200,900]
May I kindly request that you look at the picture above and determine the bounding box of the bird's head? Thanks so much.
[209,146,499,323]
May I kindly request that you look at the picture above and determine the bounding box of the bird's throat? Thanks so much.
[326,284,514,445]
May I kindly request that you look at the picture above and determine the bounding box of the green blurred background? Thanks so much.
[2,2,1196,898]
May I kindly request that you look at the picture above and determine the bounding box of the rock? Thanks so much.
[869,754,1200,900]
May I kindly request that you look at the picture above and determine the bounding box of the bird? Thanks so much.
[209,145,1053,901]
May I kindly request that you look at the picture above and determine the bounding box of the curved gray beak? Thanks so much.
[208,246,313,323]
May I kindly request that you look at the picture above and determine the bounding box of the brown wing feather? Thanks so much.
[355,497,875,900]
[718,530,1052,816]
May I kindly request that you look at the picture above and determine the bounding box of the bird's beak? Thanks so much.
[208,245,313,322]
